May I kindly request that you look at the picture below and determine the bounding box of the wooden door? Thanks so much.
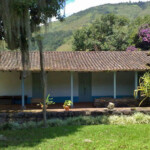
[79,73,91,102]
[32,73,42,99]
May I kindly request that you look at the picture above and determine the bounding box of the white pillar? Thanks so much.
[135,71,138,89]
[21,72,25,109]
[71,72,74,107]
[135,71,138,98]
[114,72,117,99]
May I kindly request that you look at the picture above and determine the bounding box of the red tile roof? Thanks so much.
[0,51,150,72]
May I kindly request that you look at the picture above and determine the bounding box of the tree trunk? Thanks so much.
[20,17,29,110]
[37,38,47,127]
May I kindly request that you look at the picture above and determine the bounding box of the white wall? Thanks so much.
[0,72,32,97]
[47,72,78,97]
[0,71,135,98]
[116,72,134,96]
[92,72,113,96]
[92,72,135,97]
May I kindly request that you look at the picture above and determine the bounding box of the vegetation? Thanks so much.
[73,14,150,51]
[134,72,150,106]
[1,2,150,51]
[1,124,150,149]
[0,0,66,127]
[37,94,55,109]
[73,14,130,51]
[63,100,73,107]
[1,113,150,131]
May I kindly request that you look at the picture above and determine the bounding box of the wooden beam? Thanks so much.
[114,72,117,99]
[71,72,74,107]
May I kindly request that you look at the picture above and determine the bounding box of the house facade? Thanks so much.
[0,51,149,107]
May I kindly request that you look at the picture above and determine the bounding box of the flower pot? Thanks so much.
[64,106,70,111]
[41,104,48,109]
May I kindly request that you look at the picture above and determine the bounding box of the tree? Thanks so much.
[128,16,150,51]
[72,14,130,51]
[0,0,65,127]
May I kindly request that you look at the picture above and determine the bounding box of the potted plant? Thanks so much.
[37,94,55,109]
[63,100,73,111]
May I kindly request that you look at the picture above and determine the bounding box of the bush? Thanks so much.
[133,112,150,124]
[0,122,21,130]
[64,116,94,126]
[22,121,37,129]
[1,113,150,130]
[47,119,64,127]
[109,113,150,125]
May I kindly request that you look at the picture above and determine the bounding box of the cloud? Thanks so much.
[65,0,150,16]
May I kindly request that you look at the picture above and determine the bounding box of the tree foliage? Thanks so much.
[0,0,65,50]
[72,14,130,51]
[0,0,66,126]
[73,14,150,51]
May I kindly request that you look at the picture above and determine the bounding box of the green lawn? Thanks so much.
[0,124,150,150]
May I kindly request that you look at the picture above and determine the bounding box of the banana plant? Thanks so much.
[134,72,150,106]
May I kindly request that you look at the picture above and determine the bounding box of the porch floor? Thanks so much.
[0,102,94,111]
[1,102,150,114]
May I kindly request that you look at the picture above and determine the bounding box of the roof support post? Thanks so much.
[71,71,74,107]
[21,72,25,109]
[135,71,138,89]
[135,71,138,98]
[113,72,117,99]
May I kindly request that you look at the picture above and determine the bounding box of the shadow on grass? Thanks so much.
[0,125,83,149]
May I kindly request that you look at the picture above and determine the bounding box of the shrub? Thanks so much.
[1,123,13,130]
[47,119,64,127]
[94,116,109,125]
[109,113,150,125]
[22,121,37,129]
[0,122,21,130]
[9,122,21,130]
[109,115,125,125]
[133,112,150,124]
[64,116,98,126]
[1,113,150,130]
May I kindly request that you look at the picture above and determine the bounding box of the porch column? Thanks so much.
[135,71,138,89]
[21,72,25,109]
[71,72,74,107]
[135,71,138,98]
[113,72,117,99]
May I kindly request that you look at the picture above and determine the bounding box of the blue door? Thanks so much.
[79,73,91,102]
[32,73,42,98]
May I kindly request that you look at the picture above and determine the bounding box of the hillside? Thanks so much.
[1,1,150,51]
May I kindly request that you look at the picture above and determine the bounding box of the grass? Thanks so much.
[0,124,150,150]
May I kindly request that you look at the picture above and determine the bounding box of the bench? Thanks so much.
[0,96,28,105]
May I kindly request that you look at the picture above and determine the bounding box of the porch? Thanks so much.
[0,71,141,109]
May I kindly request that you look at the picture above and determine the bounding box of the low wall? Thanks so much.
[1,108,150,124]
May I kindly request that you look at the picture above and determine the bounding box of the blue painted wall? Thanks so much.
[13,97,32,104]
[13,95,134,104]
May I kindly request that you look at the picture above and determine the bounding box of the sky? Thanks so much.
[65,0,150,16]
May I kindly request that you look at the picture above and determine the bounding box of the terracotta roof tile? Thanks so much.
[0,51,150,72]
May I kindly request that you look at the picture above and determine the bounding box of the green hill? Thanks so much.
[1,2,150,51]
